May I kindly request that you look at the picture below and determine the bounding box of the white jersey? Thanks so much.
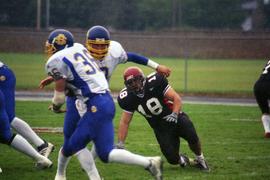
[94,40,128,81]
[0,61,4,67]
[45,43,109,98]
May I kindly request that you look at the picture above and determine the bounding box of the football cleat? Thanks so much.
[146,156,163,180]
[179,154,191,167]
[37,141,55,158]
[265,132,270,138]
[36,156,53,169]
[193,158,210,172]
[55,174,66,180]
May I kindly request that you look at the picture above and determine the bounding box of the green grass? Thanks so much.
[0,101,269,180]
[0,53,265,96]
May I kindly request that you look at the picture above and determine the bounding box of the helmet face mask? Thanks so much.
[45,29,74,58]
[86,25,110,60]
[124,67,145,98]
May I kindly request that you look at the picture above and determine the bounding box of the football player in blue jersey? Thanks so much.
[254,60,270,138]
[0,61,53,171]
[117,66,210,172]
[45,29,163,180]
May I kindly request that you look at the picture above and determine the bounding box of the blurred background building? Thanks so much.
[1,0,270,59]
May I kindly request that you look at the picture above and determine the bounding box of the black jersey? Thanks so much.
[117,72,174,129]
[258,60,270,81]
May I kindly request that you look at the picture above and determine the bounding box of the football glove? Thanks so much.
[48,104,66,113]
[115,141,125,149]
[163,112,178,123]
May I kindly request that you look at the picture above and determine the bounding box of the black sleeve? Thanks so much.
[149,73,169,94]
[117,88,135,112]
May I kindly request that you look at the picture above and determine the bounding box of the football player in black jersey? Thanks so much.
[117,66,209,171]
[254,60,270,138]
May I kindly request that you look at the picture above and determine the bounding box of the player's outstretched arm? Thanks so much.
[116,111,134,149]
[39,76,54,89]
[127,52,171,77]
[156,64,171,77]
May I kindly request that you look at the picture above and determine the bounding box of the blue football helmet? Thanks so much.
[45,29,74,57]
[86,25,110,60]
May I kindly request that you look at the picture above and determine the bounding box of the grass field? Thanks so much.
[0,101,269,180]
[0,52,266,96]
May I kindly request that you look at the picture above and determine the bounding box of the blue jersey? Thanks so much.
[0,61,16,143]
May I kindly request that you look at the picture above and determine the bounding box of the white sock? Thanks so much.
[10,134,42,160]
[196,153,205,160]
[108,149,150,168]
[90,144,98,160]
[56,148,71,176]
[75,147,101,180]
[11,117,44,147]
[262,114,270,133]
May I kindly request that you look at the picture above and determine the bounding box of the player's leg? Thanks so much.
[0,91,52,169]
[64,96,101,179]
[56,110,100,179]
[55,147,71,180]
[1,67,54,156]
[178,112,209,171]
[10,117,54,157]
[55,97,78,180]
[94,121,163,179]
[93,110,163,179]
[75,147,101,180]
[10,134,53,169]
[254,81,270,137]
[0,92,52,169]
[91,93,163,179]
[153,129,189,167]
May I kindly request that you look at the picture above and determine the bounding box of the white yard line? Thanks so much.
[229,118,258,122]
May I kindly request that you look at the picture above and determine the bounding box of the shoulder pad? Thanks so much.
[109,41,126,58]
[147,72,157,78]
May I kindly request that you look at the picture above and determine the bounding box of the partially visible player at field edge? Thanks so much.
[117,66,210,171]
[45,29,163,180]
[0,60,53,171]
[254,60,270,138]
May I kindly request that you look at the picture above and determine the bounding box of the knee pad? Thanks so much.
[165,154,179,165]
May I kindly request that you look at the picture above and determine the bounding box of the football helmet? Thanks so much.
[123,66,146,97]
[86,25,110,60]
[45,29,74,57]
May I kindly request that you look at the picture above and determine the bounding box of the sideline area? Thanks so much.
[16,91,257,106]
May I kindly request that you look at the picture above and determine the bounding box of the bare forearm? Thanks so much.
[118,122,129,142]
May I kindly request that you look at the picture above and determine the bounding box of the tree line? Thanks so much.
[1,0,269,31]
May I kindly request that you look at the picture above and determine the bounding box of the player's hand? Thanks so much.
[115,141,125,149]
[39,76,54,89]
[156,65,171,77]
[48,104,66,113]
[163,112,178,123]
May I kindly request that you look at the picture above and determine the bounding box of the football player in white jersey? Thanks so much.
[45,29,163,180]
[39,25,171,175]
[0,61,53,171]
[85,25,171,158]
